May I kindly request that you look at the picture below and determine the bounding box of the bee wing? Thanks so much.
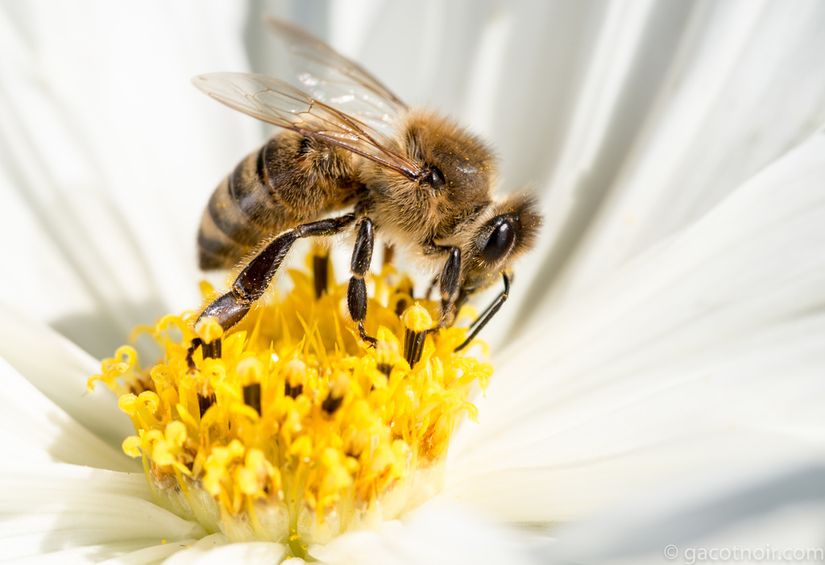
[265,17,407,127]
[194,72,422,180]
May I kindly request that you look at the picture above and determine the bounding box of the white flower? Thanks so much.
[2,1,825,563]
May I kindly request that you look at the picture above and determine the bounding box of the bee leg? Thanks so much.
[425,275,438,299]
[454,272,510,352]
[438,247,462,327]
[347,217,377,346]
[188,213,356,366]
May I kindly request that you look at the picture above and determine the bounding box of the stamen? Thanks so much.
[201,339,221,359]
[284,382,303,399]
[322,372,348,415]
[186,338,202,370]
[238,357,264,415]
[197,391,216,417]
[196,317,224,359]
[321,394,343,414]
[393,276,414,316]
[242,383,262,415]
[313,252,330,298]
[402,304,433,367]
[283,359,306,400]
[376,327,400,377]
[382,242,395,266]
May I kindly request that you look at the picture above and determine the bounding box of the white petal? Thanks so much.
[164,534,285,565]
[0,304,133,449]
[0,357,130,469]
[161,539,285,565]
[11,541,187,565]
[311,498,537,565]
[0,462,204,562]
[446,127,825,522]
[100,541,201,565]
[160,534,227,564]
[545,461,825,565]
[0,1,260,357]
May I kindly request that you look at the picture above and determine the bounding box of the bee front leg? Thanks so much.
[454,272,510,352]
[438,247,462,327]
[347,217,377,346]
[188,213,356,368]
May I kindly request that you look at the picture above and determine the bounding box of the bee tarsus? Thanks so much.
[348,217,377,345]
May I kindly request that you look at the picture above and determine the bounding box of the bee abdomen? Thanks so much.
[198,147,287,270]
[197,133,361,270]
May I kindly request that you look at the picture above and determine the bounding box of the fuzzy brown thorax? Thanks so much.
[359,111,496,246]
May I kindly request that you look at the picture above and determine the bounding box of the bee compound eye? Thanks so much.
[481,219,515,264]
[424,166,446,189]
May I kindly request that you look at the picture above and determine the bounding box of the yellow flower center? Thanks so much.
[89,253,491,558]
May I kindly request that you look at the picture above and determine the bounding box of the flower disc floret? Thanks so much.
[89,255,492,556]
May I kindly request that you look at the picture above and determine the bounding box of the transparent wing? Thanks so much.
[265,17,407,139]
[193,72,421,180]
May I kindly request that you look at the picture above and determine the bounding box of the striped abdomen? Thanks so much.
[197,132,362,270]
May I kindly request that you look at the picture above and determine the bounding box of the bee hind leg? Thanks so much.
[187,213,357,368]
[454,272,510,352]
[347,217,377,346]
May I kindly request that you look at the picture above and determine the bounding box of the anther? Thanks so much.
[198,391,216,417]
[283,359,306,399]
[376,327,400,377]
[382,243,395,267]
[322,372,349,415]
[186,338,203,371]
[402,304,433,367]
[393,276,415,316]
[237,357,265,416]
[243,383,262,415]
[404,330,426,367]
[321,394,343,414]
[284,382,303,398]
[196,317,224,360]
[201,339,222,359]
[313,252,330,299]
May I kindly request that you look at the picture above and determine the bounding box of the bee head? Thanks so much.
[463,193,542,288]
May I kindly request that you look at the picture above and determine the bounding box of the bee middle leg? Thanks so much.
[189,213,356,366]
[348,217,377,345]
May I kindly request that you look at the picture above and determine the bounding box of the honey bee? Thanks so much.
[192,18,541,356]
